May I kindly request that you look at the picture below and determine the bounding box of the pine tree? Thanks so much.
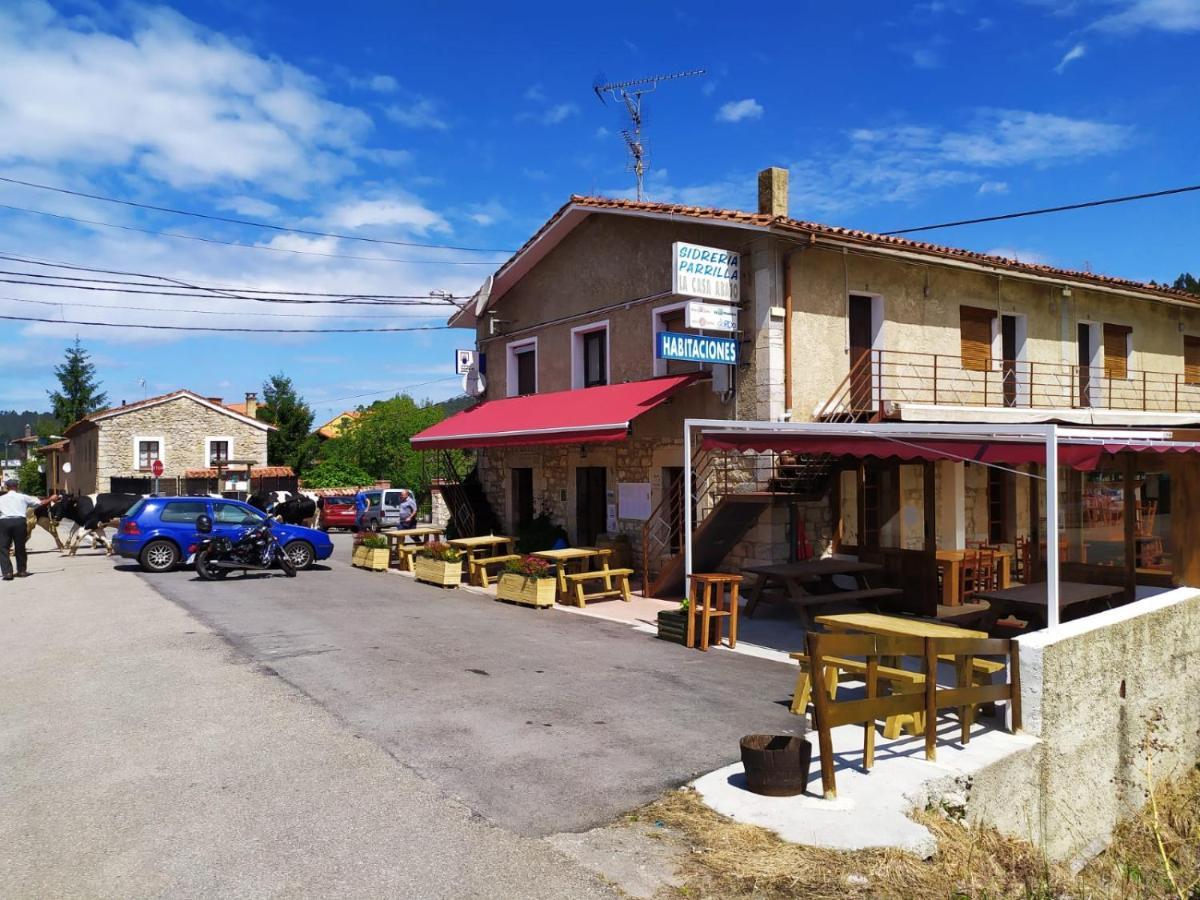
[259,373,318,474]
[47,338,108,427]
[1171,272,1200,295]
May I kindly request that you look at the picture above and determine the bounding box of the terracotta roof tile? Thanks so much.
[65,390,273,435]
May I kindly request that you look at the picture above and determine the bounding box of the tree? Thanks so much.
[300,457,374,489]
[47,338,107,428]
[258,374,318,474]
[17,457,44,495]
[1171,272,1200,295]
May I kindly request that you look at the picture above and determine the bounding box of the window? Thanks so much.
[987,468,1014,544]
[160,501,208,524]
[137,440,160,471]
[571,322,609,388]
[959,306,996,373]
[213,502,264,525]
[512,467,534,529]
[652,303,696,377]
[506,338,538,397]
[1186,336,1200,385]
[208,439,230,466]
[1103,323,1132,380]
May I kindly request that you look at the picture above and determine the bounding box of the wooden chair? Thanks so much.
[685,573,742,651]
[1013,536,1031,583]
[958,549,998,601]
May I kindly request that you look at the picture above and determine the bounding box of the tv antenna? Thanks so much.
[593,69,705,201]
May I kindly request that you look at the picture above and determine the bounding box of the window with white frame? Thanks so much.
[134,437,162,471]
[206,437,233,466]
[571,321,609,389]
[505,338,538,397]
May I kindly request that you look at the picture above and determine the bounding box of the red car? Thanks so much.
[318,495,358,531]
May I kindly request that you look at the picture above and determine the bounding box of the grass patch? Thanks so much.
[634,766,1200,899]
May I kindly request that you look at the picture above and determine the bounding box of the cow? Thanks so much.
[248,490,319,528]
[25,505,65,551]
[54,493,142,556]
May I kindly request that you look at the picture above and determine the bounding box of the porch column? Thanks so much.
[1045,427,1060,630]
[936,460,966,550]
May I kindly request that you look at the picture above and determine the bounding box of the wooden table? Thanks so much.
[935,549,1013,606]
[815,612,986,640]
[742,559,893,628]
[974,581,1124,629]
[531,547,611,601]
[449,535,514,563]
[380,526,444,570]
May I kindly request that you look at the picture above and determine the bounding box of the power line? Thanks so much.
[0,311,453,334]
[0,295,444,320]
[0,203,504,266]
[0,175,516,254]
[883,184,1200,236]
[320,376,462,405]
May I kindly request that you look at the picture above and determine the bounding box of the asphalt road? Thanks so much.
[138,535,802,836]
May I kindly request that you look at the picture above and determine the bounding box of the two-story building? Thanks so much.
[63,390,277,495]
[415,168,1200,603]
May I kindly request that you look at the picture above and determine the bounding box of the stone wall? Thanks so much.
[966,588,1200,862]
[92,396,268,490]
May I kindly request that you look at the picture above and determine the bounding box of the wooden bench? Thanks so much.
[789,652,926,739]
[563,568,633,607]
[391,544,422,572]
[469,554,521,587]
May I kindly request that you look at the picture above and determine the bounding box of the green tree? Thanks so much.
[258,374,318,474]
[17,457,45,495]
[1171,272,1200,295]
[47,338,107,428]
[300,457,374,488]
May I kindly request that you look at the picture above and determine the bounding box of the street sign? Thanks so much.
[655,331,739,365]
[685,301,737,332]
[151,459,164,478]
[671,241,740,303]
[455,349,476,375]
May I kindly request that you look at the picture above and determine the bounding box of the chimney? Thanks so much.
[207,396,223,405]
[244,392,258,419]
[757,166,789,218]
[23,423,31,438]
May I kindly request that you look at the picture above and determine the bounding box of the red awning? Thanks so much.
[411,373,707,451]
[699,432,1200,471]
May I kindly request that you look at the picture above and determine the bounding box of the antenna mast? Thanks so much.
[594,69,705,201]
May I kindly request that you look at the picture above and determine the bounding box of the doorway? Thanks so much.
[848,294,875,411]
[1001,314,1019,407]
[511,468,533,531]
[1078,322,1094,407]
[575,466,608,545]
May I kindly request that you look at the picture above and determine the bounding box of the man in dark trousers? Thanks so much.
[0,478,60,581]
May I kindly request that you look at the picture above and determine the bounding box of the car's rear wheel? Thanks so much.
[284,540,315,570]
[368,518,380,533]
[139,539,179,573]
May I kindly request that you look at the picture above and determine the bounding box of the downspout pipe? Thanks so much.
[783,251,793,421]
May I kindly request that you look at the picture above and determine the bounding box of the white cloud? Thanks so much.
[464,200,507,227]
[523,84,547,103]
[911,47,942,68]
[323,196,449,233]
[1091,0,1200,32]
[715,98,764,123]
[0,2,372,193]
[218,195,281,217]
[352,73,398,93]
[1055,42,1087,71]
[986,247,1049,264]
[978,180,1010,195]
[541,102,578,125]
[385,97,449,131]
[700,80,717,97]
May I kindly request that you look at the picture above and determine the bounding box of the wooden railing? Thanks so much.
[817,349,1200,420]
[807,631,1021,799]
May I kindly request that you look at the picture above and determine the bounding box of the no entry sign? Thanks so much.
[151,459,164,478]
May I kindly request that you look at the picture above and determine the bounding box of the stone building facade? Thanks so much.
[64,391,270,494]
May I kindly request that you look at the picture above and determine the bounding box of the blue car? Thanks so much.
[113,496,334,573]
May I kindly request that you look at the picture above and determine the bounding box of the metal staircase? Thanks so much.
[428,450,500,538]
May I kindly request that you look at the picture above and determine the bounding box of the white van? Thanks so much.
[356,488,415,531]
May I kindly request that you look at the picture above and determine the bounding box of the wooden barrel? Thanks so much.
[740,734,811,796]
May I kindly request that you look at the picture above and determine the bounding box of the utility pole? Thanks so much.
[594,69,705,201]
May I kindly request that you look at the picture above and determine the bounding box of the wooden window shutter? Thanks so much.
[1103,324,1131,379]
[960,306,995,372]
[1185,336,1200,385]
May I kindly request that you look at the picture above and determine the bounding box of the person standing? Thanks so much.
[1,478,59,581]
[396,489,418,530]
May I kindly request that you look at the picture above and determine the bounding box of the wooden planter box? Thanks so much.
[656,608,688,644]
[496,573,556,608]
[413,556,462,587]
[353,546,390,571]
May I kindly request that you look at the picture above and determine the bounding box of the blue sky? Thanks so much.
[0,0,1196,423]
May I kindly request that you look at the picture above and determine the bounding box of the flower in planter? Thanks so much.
[360,535,388,550]
[416,541,461,562]
[503,555,554,579]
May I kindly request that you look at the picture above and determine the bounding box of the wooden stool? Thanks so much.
[686,573,742,651]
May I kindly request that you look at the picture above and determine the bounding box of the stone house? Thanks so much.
[63,390,272,494]
[415,168,1200,597]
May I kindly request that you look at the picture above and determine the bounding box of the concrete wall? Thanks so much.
[967,588,1200,862]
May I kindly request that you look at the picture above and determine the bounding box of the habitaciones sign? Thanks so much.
[656,331,738,365]
[672,242,739,302]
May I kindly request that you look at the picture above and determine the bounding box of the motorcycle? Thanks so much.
[193,514,297,580]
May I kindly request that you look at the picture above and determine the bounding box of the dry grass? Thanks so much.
[633,766,1200,899]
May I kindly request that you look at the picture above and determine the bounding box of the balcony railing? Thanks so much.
[817,349,1200,420]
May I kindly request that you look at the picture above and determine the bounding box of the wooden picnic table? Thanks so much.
[935,549,1013,606]
[531,547,611,601]
[742,559,896,628]
[815,611,986,640]
[974,581,1123,629]
[380,526,445,570]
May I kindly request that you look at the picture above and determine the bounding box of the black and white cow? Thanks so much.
[25,505,65,551]
[247,490,319,528]
[54,493,142,556]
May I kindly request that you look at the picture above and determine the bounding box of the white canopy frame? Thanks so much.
[682,419,1200,631]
